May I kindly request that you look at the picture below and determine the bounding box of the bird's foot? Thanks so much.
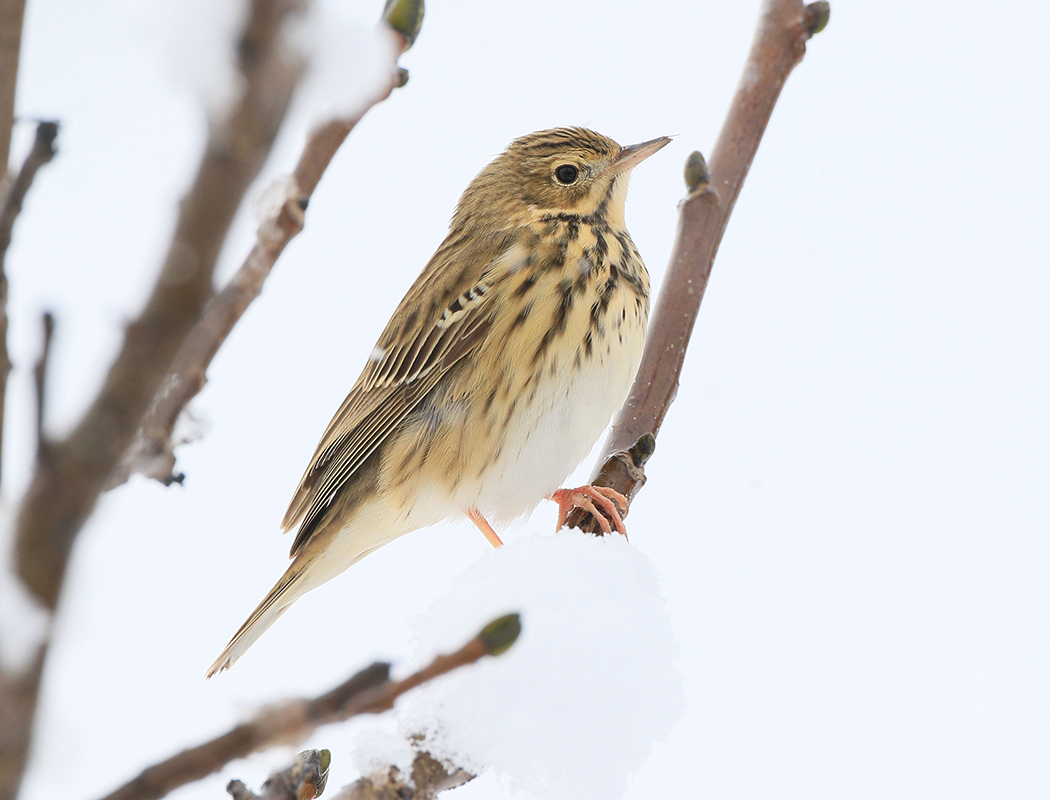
[549,486,629,536]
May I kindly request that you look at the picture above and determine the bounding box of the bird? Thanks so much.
[207,127,670,676]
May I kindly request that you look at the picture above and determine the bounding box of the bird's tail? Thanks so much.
[206,562,308,678]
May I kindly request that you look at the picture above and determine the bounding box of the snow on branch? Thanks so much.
[567,0,832,532]
[226,749,331,800]
[113,0,424,488]
[96,614,519,800]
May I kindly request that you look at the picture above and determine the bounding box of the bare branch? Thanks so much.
[0,2,307,797]
[97,613,519,800]
[568,0,831,532]
[114,12,419,488]
[0,0,26,173]
[0,120,58,490]
[31,310,53,457]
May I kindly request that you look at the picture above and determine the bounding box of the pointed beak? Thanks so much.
[610,135,673,175]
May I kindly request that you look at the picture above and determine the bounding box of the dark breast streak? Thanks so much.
[526,212,649,368]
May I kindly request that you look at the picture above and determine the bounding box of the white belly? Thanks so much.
[458,322,645,523]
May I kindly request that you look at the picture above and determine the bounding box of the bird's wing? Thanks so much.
[281,232,522,555]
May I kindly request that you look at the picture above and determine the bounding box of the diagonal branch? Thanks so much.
[568,0,831,532]
[13,0,306,611]
[97,613,519,800]
[113,0,423,488]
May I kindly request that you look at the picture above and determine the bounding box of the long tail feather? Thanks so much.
[206,566,303,678]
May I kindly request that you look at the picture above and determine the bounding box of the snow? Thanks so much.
[348,718,417,779]
[288,1,400,123]
[131,0,246,113]
[254,175,301,228]
[397,532,682,800]
[5,1,1050,799]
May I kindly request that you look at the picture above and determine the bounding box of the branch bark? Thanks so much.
[329,752,472,800]
[31,310,53,457]
[0,120,58,490]
[0,0,26,173]
[0,2,306,797]
[97,614,519,800]
[568,0,831,532]
[114,16,417,488]
[227,749,330,800]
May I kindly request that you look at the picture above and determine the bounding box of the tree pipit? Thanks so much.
[208,127,670,676]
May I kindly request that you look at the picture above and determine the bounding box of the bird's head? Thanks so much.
[454,127,671,231]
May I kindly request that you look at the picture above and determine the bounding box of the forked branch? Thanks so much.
[0,3,306,798]
[114,0,424,488]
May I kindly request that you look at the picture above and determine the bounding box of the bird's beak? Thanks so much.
[610,136,673,175]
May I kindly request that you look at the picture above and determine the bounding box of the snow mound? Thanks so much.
[398,531,682,800]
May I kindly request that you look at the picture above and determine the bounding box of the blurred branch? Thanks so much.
[114,0,423,488]
[0,120,58,490]
[31,310,53,457]
[97,614,519,800]
[0,2,307,797]
[568,0,830,532]
[0,0,26,172]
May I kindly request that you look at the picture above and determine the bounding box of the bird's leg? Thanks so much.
[467,506,504,548]
[548,486,629,536]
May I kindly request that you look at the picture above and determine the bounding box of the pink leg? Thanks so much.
[548,486,629,536]
[467,507,504,548]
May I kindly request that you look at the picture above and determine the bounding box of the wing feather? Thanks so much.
[280,232,515,552]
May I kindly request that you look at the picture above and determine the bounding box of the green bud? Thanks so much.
[805,1,831,37]
[684,150,710,192]
[479,613,522,656]
[383,0,425,49]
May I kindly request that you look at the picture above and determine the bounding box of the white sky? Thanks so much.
[3,0,1049,797]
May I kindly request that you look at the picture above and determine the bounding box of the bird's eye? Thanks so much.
[554,164,579,184]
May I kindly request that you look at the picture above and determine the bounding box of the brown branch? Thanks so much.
[114,0,423,488]
[227,749,330,800]
[0,0,26,173]
[568,0,831,532]
[32,310,53,456]
[97,614,519,800]
[0,3,306,798]
[0,120,58,491]
[329,752,472,800]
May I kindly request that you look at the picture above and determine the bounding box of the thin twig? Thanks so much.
[97,614,519,800]
[0,120,58,491]
[568,0,831,532]
[114,4,421,488]
[32,310,54,457]
[0,3,306,798]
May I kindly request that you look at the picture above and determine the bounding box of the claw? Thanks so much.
[549,485,629,537]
